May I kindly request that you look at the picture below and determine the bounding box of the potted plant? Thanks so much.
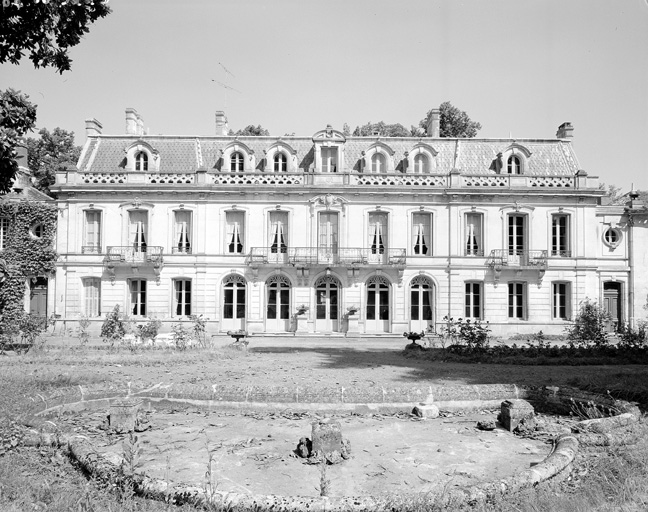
[346,305,359,316]
[403,331,426,347]
[296,305,309,316]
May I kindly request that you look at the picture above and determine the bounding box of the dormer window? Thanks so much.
[413,154,429,174]
[273,153,287,172]
[507,155,521,174]
[231,151,244,172]
[371,153,387,174]
[135,151,148,171]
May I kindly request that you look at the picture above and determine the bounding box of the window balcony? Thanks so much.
[247,247,406,267]
[486,249,547,286]
[103,246,164,284]
[104,246,164,265]
[81,245,102,254]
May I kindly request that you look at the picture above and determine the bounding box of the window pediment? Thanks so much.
[312,125,346,143]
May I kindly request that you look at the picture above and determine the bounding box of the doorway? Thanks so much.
[314,275,339,332]
[603,282,622,332]
[366,275,390,333]
[29,277,48,317]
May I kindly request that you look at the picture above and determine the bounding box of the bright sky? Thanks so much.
[2,0,647,191]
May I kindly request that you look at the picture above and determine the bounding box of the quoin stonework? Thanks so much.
[48,109,648,336]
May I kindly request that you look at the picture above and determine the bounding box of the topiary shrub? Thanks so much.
[564,299,610,348]
[101,304,126,348]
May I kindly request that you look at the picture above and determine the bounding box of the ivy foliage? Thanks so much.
[0,200,58,336]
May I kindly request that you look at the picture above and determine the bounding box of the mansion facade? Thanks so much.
[50,109,648,336]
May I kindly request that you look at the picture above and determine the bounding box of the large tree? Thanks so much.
[25,127,82,197]
[420,101,482,138]
[229,125,270,136]
[0,0,111,73]
[0,0,110,192]
[0,89,37,193]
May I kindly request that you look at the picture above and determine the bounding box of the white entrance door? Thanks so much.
[366,276,390,333]
[410,277,433,332]
[222,275,246,331]
[266,276,291,332]
[315,276,339,332]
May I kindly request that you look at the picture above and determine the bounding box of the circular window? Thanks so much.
[603,227,621,248]
[30,223,44,239]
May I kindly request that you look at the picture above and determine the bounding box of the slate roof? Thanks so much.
[77,134,581,176]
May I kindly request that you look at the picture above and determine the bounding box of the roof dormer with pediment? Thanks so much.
[405,142,439,173]
[220,140,256,171]
[361,140,396,173]
[263,140,298,172]
[312,125,346,172]
[124,139,160,172]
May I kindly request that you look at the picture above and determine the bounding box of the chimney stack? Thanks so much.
[85,118,103,137]
[556,122,573,139]
[126,108,145,135]
[215,111,229,136]
[427,108,440,137]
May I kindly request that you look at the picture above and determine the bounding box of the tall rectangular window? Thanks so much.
[129,279,147,316]
[0,217,9,250]
[368,212,388,254]
[552,282,570,320]
[465,213,483,256]
[318,212,338,251]
[508,215,526,255]
[83,211,102,253]
[174,279,191,316]
[129,211,148,251]
[83,278,101,317]
[269,211,288,253]
[174,211,192,254]
[508,282,526,319]
[225,211,244,254]
[321,147,338,173]
[465,282,482,319]
[551,214,570,257]
[412,213,431,255]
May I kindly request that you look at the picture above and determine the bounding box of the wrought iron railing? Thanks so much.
[247,247,406,266]
[104,246,164,264]
[486,249,547,269]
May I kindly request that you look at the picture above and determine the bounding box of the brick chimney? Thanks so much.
[427,108,440,137]
[85,118,103,137]
[126,108,145,135]
[215,111,229,136]
[556,122,573,139]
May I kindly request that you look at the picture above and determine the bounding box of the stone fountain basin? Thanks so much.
[93,408,548,498]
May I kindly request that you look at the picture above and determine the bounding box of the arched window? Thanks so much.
[507,155,521,175]
[410,276,433,322]
[371,153,387,174]
[273,153,287,172]
[413,154,429,174]
[223,274,246,320]
[135,151,148,171]
[266,275,291,320]
[366,275,390,321]
[231,151,244,172]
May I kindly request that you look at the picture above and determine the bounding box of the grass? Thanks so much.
[1,339,647,511]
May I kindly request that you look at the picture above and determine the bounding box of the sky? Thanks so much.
[2,0,647,192]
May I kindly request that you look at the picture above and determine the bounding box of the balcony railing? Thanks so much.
[247,247,406,266]
[104,246,164,265]
[486,249,547,269]
[82,245,102,254]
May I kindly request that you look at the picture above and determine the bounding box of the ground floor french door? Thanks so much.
[266,276,291,332]
[366,276,390,333]
[29,277,48,317]
[409,276,433,332]
[222,275,246,331]
[315,276,339,332]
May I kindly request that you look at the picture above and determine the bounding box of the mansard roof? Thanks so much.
[77,133,581,176]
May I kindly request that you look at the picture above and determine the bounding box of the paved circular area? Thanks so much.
[81,408,549,498]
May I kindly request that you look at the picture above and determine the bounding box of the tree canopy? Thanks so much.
[420,101,482,138]
[25,127,82,197]
[0,89,37,193]
[0,0,111,74]
[352,122,412,137]
[229,125,270,136]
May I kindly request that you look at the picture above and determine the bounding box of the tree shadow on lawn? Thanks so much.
[251,346,647,389]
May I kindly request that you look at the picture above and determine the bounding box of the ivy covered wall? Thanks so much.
[0,200,57,334]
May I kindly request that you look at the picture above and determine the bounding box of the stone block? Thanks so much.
[500,399,535,432]
[109,398,142,433]
[412,404,440,419]
[311,418,350,464]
